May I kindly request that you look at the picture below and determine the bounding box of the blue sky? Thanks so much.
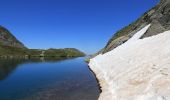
[0,0,159,54]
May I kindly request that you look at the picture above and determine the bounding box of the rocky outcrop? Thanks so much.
[0,26,26,48]
[102,0,170,54]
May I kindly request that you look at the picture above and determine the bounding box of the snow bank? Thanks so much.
[125,24,151,44]
[89,24,170,100]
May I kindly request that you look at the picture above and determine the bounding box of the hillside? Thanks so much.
[0,45,85,58]
[0,26,85,58]
[27,48,85,58]
[101,0,170,54]
[0,26,26,48]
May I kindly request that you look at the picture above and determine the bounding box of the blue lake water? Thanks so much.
[0,57,100,100]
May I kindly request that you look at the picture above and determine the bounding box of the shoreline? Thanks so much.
[88,65,102,93]
[87,24,152,100]
[88,59,114,100]
[88,30,170,100]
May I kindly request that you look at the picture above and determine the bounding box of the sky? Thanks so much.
[0,0,159,54]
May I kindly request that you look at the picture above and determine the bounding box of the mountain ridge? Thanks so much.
[0,26,85,58]
[100,0,170,54]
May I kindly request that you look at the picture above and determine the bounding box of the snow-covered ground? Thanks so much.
[89,24,170,100]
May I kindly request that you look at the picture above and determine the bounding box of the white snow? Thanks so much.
[125,24,151,44]
[89,24,170,100]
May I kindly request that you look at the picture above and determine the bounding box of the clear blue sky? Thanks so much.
[0,0,159,54]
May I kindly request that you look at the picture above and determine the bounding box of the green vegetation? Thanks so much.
[44,48,85,57]
[0,44,28,57]
[0,26,85,58]
[0,45,85,58]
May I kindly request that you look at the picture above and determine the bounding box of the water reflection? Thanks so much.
[0,57,100,100]
[0,59,26,80]
[0,57,72,81]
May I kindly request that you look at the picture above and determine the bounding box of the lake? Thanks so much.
[0,57,100,100]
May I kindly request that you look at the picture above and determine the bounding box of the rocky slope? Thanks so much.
[0,26,26,48]
[101,0,170,53]
[89,0,170,100]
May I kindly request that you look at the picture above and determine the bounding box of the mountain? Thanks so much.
[101,0,170,54]
[0,26,29,57]
[0,26,85,58]
[0,26,26,48]
[89,0,170,100]
[27,48,85,58]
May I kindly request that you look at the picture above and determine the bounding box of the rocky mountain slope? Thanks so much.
[0,26,26,48]
[89,0,170,100]
[101,0,170,54]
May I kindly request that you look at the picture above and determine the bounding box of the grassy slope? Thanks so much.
[0,45,85,58]
[0,45,28,57]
